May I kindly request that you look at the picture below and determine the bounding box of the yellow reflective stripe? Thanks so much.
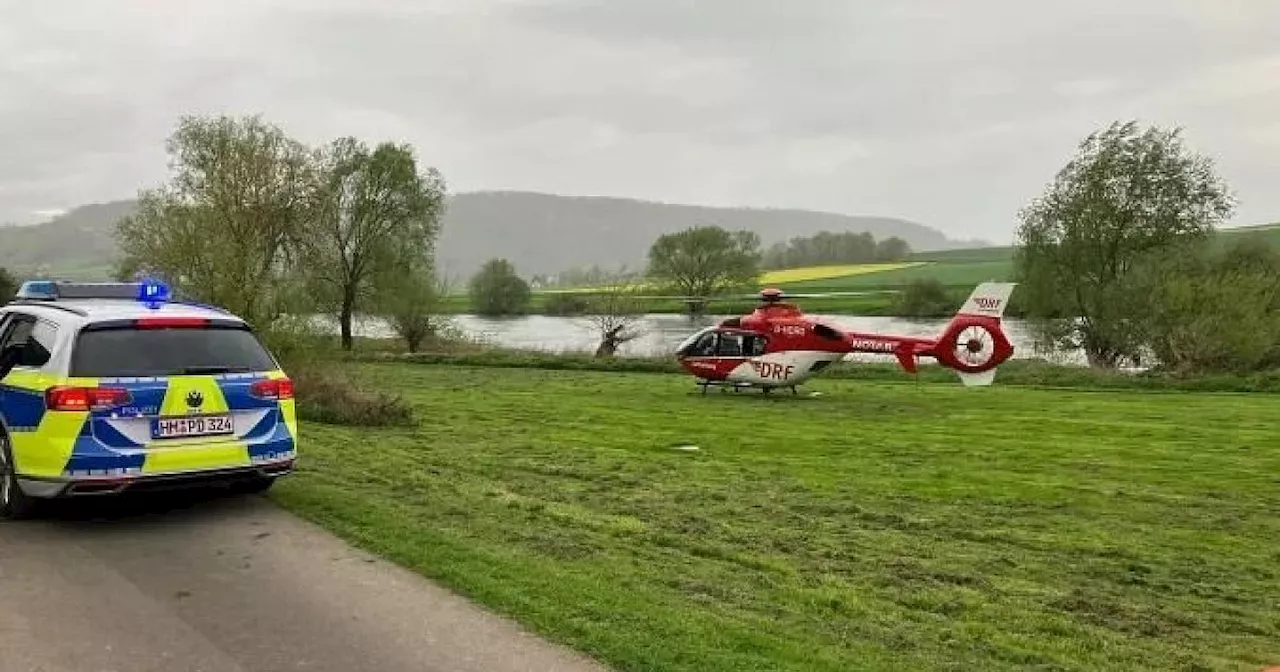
[1,371,101,390]
[2,373,95,478]
[143,374,247,473]
[264,368,298,441]
[158,375,230,416]
[279,399,298,441]
[142,440,251,474]
[10,411,87,478]
[2,370,60,392]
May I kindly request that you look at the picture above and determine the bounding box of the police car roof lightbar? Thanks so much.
[15,279,172,304]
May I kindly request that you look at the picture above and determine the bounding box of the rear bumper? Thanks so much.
[16,459,295,498]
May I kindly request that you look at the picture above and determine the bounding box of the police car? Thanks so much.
[0,279,296,519]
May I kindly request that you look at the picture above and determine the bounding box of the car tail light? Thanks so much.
[250,378,294,400]
[134,317,209,329]
[46,386,132,412]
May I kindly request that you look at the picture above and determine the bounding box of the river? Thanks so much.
[325,313,1087,366]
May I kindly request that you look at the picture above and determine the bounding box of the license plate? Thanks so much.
[151,415,235,440]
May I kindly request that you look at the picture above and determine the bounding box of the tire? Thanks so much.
[231,476,275,495]
[0,432,38,521]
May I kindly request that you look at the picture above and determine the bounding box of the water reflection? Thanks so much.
[334,313,1085,366]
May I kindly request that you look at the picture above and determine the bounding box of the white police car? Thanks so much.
[0,280,296,519]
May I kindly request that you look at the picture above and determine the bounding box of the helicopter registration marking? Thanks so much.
[751,361,795,380]
[772,324,807,337]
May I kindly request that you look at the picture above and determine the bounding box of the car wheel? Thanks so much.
[0,433,38,521]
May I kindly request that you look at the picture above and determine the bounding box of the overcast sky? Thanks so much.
[1,0,1276,243]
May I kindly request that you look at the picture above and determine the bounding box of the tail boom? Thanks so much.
[839,282,1018,383]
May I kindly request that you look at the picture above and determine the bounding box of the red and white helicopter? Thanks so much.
[674,282,1018,394]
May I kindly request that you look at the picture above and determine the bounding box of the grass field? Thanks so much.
[274,362,1280,672]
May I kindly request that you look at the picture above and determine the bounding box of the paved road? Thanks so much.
[0,492,610,672]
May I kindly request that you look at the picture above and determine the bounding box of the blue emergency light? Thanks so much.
[14,279,172,307]
[137,278,171,307]
[15,280,59,300]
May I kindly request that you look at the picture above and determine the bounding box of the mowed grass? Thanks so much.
[273,363,1280,672]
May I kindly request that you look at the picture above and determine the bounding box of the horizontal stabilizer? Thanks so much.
[956,369,997,387]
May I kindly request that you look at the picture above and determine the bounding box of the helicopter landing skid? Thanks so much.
[695,379,799,396]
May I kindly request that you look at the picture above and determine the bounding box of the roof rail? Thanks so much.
[15,279,171,303]
[4,299,90,316]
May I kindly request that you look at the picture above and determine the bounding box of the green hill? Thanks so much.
[0,191,984,281]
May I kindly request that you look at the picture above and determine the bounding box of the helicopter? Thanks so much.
[673,282,1018,394]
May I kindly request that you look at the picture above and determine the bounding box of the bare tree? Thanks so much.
[582,280,647,358]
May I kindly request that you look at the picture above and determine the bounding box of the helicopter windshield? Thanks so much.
[675,328,767,357]
[674,327,718,357]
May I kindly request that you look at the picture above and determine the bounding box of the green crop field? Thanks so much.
[780,259,1015,293]
[910,246,1015,264]
[274,362,1280,672]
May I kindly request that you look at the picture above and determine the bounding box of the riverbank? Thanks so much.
[274,362,1280,672]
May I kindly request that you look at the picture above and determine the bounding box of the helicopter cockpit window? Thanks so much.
[683,330,717,356]
[714,332,743,357]
[813,323,843,341]
[677,329,764,358]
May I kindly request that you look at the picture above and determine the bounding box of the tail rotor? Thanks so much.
[932,283,1018,386]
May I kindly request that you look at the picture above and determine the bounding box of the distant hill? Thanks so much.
[0,190,986,280]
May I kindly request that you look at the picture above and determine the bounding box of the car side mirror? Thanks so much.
[0,343,23,381]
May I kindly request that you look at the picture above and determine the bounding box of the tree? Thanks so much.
[646,225,761,305]
[874,236,912,262]
[0,267,16,300]
[1013,121,1235,368]
[372,251,451,353]
[890,278,958,318]
[298,137,446,350]
[469,258,531,316]
[581,280,647,357]
[114,114,315,328]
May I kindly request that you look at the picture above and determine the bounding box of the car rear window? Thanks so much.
[70,326,279,377]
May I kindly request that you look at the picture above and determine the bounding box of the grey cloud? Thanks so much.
[0,0,1276,241]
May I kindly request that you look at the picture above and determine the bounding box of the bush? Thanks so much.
[542,292,591,315]
[258,317,417,427]
[1128,236,1280,373]
[469,258,532,316]
[290,364,417,427]
[891,278,960,317]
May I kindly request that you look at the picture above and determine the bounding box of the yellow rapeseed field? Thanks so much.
[758,262,924,284]
[540,262,924,294]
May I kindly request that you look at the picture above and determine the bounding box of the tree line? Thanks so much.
[762,231,911,269]
[468,225,909,316]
